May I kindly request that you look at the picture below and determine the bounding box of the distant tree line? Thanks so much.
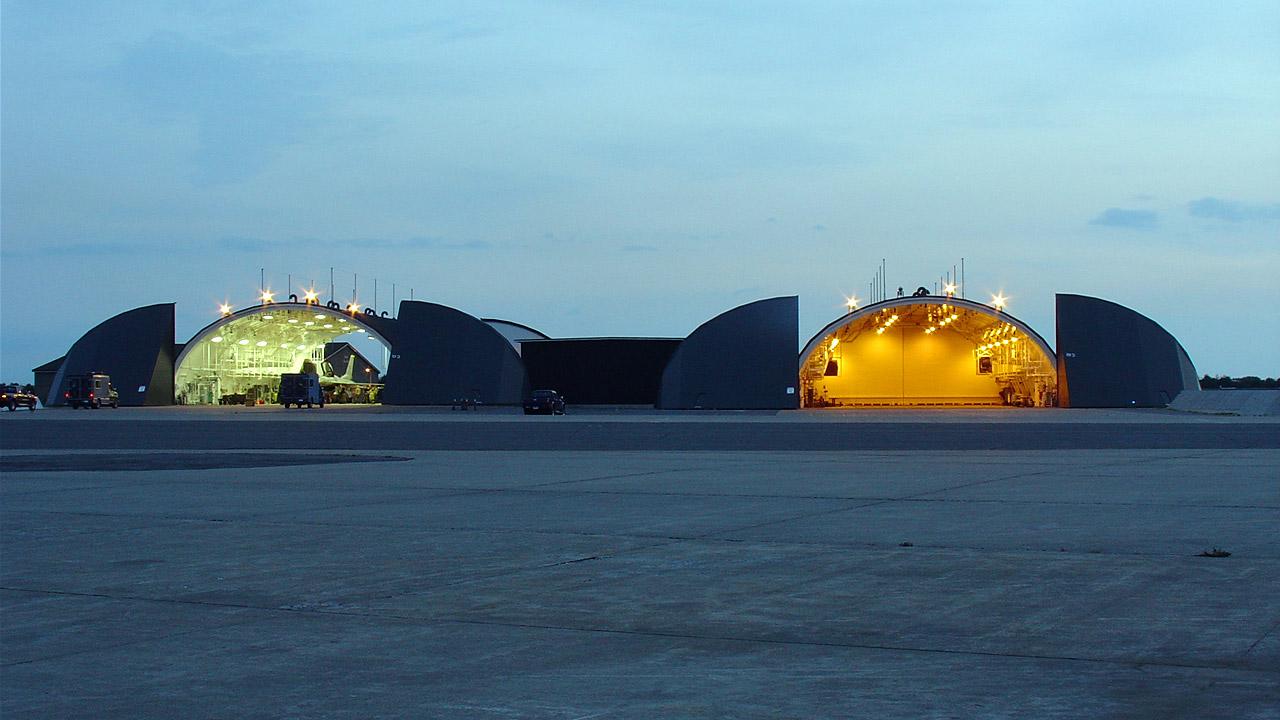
[1200,375,1279,389]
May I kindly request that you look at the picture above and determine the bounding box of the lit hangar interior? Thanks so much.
[799,296,1057,408]
[174,304,389,405]
[34,285,1199,409]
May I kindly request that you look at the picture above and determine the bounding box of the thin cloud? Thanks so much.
[1188,197,1280,223]
[219,237,283,252]
[409,237,493,251]
[621,244,658,252]
[2,240,171,257]
[1089,208,1158,230]
[214,236,492,252]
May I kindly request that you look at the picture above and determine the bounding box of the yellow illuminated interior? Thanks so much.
[801,302,1057,407]
[174,306,386,405]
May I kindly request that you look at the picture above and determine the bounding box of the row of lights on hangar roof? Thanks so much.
[842,283,1009,316]
[209,291,380,345]
[834,282,1012,345]
[220,288,368,318]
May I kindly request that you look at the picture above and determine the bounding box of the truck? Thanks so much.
[279,373,324,409]
[1,384,38,411]
[65,373,119,409]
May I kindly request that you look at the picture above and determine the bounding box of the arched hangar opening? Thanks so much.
[174,304,391,405]
[800,296,1057,408]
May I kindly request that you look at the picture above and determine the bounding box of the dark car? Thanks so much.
[65,373,119,409]
[523,389,566,415]
[1,384,38,411]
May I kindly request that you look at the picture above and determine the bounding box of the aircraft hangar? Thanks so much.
[33,288,1199,410]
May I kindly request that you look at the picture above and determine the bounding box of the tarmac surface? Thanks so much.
[2,407,1278,718]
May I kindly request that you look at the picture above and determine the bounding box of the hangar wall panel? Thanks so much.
[1055,294,1199,407]
[47,303,176,406]
[820,330,905,400]
[901,329,1001,400]
[522,339,682,405]
[381,301,528,405]
[33,356,65,405]
[819,327,1000,402]
[657,296,799,410]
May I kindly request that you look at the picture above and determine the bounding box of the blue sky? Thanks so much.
[3,1,1278,378]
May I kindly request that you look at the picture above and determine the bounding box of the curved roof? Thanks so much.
[1057,293,1196,369]
[658,296,799,410]
[46,303,176,406]
[481,318,550,340]
[800,295,1056,368]
[1055,293,1197,407]
[174,303,392,372]
[381,301,528,405]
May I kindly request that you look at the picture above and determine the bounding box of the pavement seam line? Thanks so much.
[6,585,1275,677]
[699,466,1062,539]
[13,510,1275,561]
[425,616,1280,676]
[0,610,269,668]
[1243,617,1280,657]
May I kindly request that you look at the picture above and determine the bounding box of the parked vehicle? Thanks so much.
[523,389,566,415]
[1,384,38,411]
[280,373,324,409]
[65,373,118,409]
